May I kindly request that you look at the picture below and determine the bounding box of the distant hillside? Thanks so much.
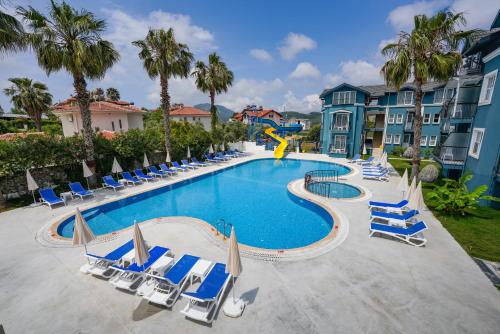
[194,103,235,122]
[282,111,322,125]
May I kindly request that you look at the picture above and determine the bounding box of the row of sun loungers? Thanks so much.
[82,241,231,324]
[367,199,428,246]
[39,152,249,209]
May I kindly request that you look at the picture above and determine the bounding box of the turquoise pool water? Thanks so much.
[58,158,351,249]
[306,182,361,199]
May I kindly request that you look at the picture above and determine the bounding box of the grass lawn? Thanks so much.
[389,157,500,263]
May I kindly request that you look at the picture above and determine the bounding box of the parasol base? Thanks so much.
[223,296,245,318]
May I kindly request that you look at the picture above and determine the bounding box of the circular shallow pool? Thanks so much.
[306,181,361,199]
[57,158,351,249]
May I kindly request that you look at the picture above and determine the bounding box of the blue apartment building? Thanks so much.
[319,10,500,206]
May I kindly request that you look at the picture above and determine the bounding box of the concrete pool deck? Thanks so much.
[0,152,499,333]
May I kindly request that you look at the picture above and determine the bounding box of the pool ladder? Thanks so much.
[216,219,232,240]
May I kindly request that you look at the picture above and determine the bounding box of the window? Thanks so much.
[396,114,403,124]
[333,91,356,105]
[388,113,395,124]
[420,136,427,146]
[423,113,431,124]
[429,135,437,146]
[433,114,440,124]
[111,121,115,131]
[193,117,196,121]
[393,134,401,144]
[385,134,393,144]
[445,88,455,100]
[397,91,414,105]
[479,70,497,105]
[118,119,122,129]
[335,113,349,130]
[469,128,485,158]
[433,89,444,104]
[333,135,347,152]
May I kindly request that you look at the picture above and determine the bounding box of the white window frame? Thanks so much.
[469,128,485,159]
[433,89,444,104]
[423,113,431,124]
[393,134,401,144]
[333,135,347,152]
[396,114,403,124]
[387,113,395,124]
[334,113,349,130]
[385,134,393,144]
[333,91,356,105]
[479,69,497,105]
[420,136,428,146]
[429,135,437,147]
[397,91,414,105]
[432,113,440,124]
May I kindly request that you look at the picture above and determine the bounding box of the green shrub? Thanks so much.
[426,172,500,215]
[392,146,405,157]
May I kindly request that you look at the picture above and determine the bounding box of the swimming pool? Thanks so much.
[58,158,351,249]
[306,182,362,199]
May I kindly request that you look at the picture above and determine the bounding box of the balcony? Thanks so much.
[449,103,477,123]
[434,145,468,168]
[330,125,350,133]
[404,122,414,131]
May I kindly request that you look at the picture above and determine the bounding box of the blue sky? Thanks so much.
[0,0,498,113]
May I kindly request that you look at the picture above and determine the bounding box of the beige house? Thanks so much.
[169,104,211,130]
[52,97,145,137]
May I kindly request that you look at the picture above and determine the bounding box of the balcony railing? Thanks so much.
[331,125,349,132]
[404,122,414,131]
[451,103,477,120]
[434,145,468,165]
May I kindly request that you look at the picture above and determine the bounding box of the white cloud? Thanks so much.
[249,49,273,62]
[278,33,317,60]
[281,91,321,113]
[289,62,321,79]
[387,0,497,32]
[217,78,284,111]
[378,38,397,53]
[325,60,382,87]
[450,0,499,29]
[387,0,449,31]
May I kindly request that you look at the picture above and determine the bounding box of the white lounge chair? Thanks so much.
[180,263,231,324]
[144,254,201,307]
[109,246,170,292]
[83,240,135,278]
[369,221,428,246]
[369,200,409,214]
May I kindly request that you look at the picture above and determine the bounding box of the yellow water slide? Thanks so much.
[265,127,288,159]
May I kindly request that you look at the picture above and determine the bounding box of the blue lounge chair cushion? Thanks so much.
[114,246,169,273]
[69,182,93,196]
[172,162,187,169]
[371,221,427,236]
[192,158,206,165]
[103,176,122,187]
[135,169,153,179]
[372,209,418,220]
[369,200,408,208]
[182,263,229,301]
[87,240,134,262]
[159,164,176,173]
[164,254,200,285]
[39,188,64,204]
[149,166,167,175]
[122,172,141,183]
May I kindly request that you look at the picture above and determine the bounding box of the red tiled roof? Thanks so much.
[233,108,283,121]
[170,106,210,117]
[98,130,117,140]
[52,97,144,113]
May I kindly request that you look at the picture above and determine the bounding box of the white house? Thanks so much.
[287,118,311,130]
[51,97,145,137]
[169,104,211,130]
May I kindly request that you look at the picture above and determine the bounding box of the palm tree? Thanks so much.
[18,0,119,185]
[192,53,234,130]
[91,87,105,101]
[4,77,52,131]
[106,87,120,101]
[381,11,473,180]
[133,28,193,154]
[0,3,25,53]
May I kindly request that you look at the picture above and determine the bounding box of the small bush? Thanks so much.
[423,148,433,159]
[403,146,414,158]
[419,164,439,182]
[392,146,405,157]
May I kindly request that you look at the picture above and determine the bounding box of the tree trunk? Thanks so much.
[73,74,97,187]
[412,78,423,182]
[210,91,217,131]
[160,75,171,154]
[28,106,42,132]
